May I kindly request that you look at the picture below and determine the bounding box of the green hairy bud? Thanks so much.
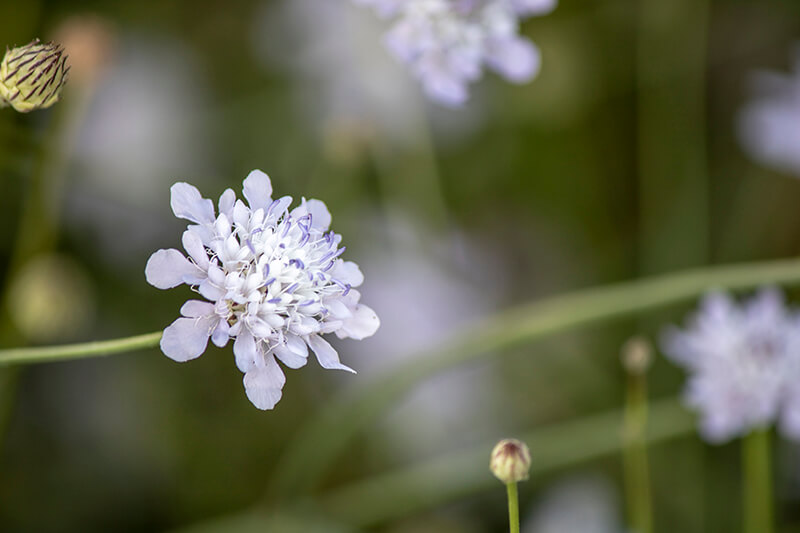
[0,39,70,113]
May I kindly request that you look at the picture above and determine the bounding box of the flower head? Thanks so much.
[490,438,531,484]
[738,44,800,177]
[662,289,800,443]
[0,39,70,112]
[355,0,556,106]
[145,170,379,409]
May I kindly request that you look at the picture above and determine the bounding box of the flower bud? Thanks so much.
[490,438,531,484]
[621,336,653,375]
[0,39,70,112]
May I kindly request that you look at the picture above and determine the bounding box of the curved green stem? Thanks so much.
[0,332,161,366]
[265,256,800,499]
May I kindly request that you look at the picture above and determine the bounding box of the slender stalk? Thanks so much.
[506,482,520,533]
[266,256,800,499]
[742,429,772,533]
[622,340,653,533]
[0,332,162,365]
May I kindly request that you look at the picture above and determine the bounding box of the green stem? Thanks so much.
[0,332,161,366]
[266,256,800,499]
[622,365,653,533]
[506,482,520,533]
[742,429,772,533]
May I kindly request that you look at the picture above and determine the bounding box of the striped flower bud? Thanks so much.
[0,39,70,113]
[490,438,531,484]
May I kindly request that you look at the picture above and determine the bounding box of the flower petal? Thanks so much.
[486,38,540,84]
[331,260,364,287]
[511,0,558,16]
[160,317,211,362]
[306,334,356,373]
[242,169,273,210]
[219,188,236,218]
[291,199,332,230]
[170,182,215,224]
[338,304,380,340]
[233,329,258,373]
[273,344,308,369]
[145,249,203,289]
[243,355,286,410]
[182,230,210,269]
[180,300,215,318]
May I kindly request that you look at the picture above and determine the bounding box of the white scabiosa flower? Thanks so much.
[662,289,800,443]
[145,170,380,410]
[355,0,556,106]
[738,45,800,177]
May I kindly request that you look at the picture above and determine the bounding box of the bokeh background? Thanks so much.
[1,0,800,531]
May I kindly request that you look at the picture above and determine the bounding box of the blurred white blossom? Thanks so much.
[662,289,800,443]
[355,0,557,106]
[738,45,800,177]
[145,170,379,410]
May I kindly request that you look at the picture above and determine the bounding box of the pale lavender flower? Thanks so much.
[145,170,379,410]
[738,45,800,177]
[355,0,556,106]
[662,289,800,443]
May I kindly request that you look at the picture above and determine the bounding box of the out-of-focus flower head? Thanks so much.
[662,288,800,443]
[354,0,557,106]
[0,39,70,112]
[145,170,380,410]
[738,45,800,177]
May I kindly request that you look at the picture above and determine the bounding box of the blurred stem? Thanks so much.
[742,429,772,533]
[506,482,520,533]
[266,256,800,499]
[636,0,710,273]
[622,356,653,533]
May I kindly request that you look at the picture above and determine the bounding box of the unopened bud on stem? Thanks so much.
[0,39,70,112]
[490,438,531,484]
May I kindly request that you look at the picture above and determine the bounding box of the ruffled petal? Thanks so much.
[338,304,380,340]
[273,344,308,369]
[182,230,210,270]
[291,199,332,231]
[331,260,364,287]
[233,329,258,373]
[160,317,211,362]
[243,355,286,410]
[511,0,557,16]
[170,182,215,224]
[180,300,215,318]
[218,188,236,219]
[242,169,273,210]
[145,249,203,289]
[486,38,540,84]
[306,334,356,373]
